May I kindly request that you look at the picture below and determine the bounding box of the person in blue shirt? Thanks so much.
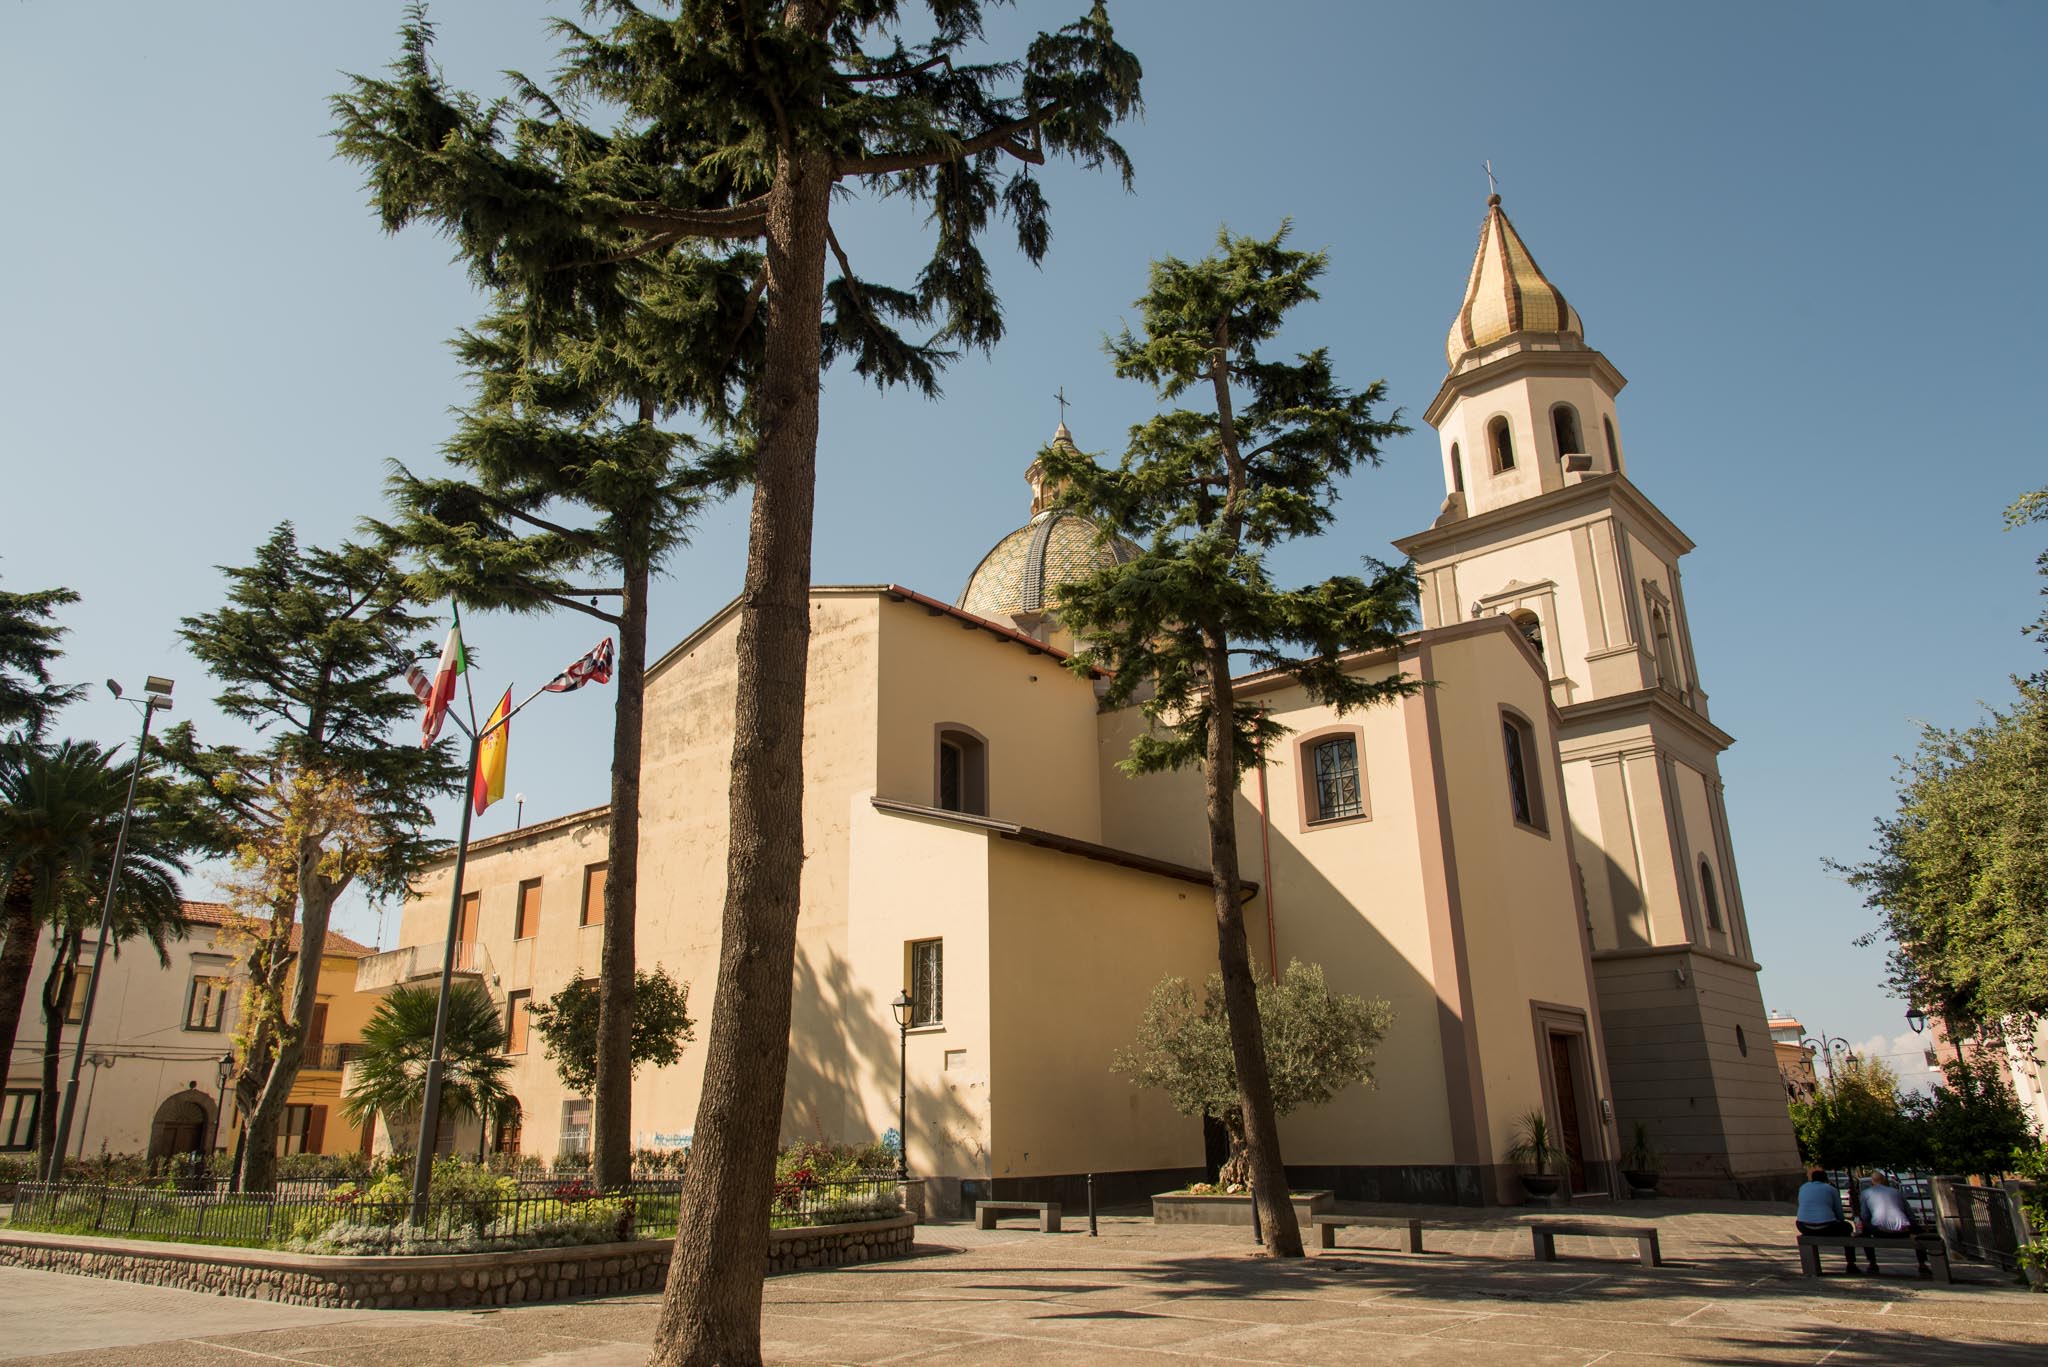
[1794,1167,1857,1272]
[1856,1172,1922,1274]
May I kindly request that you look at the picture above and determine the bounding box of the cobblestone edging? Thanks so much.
[0,1213,917,1308]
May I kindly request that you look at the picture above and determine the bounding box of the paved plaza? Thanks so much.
[4,1201,2047,1365]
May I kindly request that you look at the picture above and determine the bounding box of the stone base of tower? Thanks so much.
[1592,946,1803,1201]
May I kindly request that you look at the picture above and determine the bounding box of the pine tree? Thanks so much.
[373,269,743,1192]
[334,6,1140,1355]
[0,577,83,748]
[1041,226,1418,1257]
[162,524,460,1192]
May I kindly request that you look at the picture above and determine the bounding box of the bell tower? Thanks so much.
[1395,195,1800,1198]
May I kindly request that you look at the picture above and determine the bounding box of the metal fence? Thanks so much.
[1933,1178,2040,1273]
[7,1173,901,1250]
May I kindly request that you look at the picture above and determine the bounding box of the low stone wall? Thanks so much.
[0,1213,917,1308]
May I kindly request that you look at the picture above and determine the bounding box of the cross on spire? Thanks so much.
[1484,159,1498,200]
[1053,386,1071,424]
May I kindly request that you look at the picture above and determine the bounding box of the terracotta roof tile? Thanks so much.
[179,901,376,959]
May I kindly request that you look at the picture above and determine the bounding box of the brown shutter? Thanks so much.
[305,1003,328,1052]
[306,1105,327,1154]
[359,1112,376,1156]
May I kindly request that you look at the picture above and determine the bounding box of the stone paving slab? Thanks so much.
[5,1201,2047,1364]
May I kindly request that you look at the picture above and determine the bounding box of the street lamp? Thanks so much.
[890,990,913,1180]
[47,675,172,1183]
[1800,1031,1852,1086]
[212,1053,235,1162]
[1906,1007,1927,1035]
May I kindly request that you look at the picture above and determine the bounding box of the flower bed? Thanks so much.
[1151,1188,1334,1227]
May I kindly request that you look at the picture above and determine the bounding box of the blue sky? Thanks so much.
[4,2,2044,1074]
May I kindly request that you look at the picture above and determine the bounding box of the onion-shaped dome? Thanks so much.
[1446,195,1583,370]
[957,424,1142,622]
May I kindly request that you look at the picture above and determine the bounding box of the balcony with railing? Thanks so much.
[302,1042,366,1073]
[353,939,496,995]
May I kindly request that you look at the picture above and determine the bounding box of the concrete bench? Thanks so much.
[1530,1221,1662,1267]
[1310,1215,1425,1254]
[1796,1234,1950,1284]
[974,1200,1061,1233]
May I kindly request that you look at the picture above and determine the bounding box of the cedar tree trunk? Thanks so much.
[653,140,832,1367]
[36,931,78,1176]
[592,555,650,1188]
[1201,629,1304,1258]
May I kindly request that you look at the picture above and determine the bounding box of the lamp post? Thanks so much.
[212,1052,235,1161]
[890,990,912,1180]
[47,675,172,1184]
[1906,1007,1964,1066]
[1800,1031,1852,1086]
[74,1054,115,1160]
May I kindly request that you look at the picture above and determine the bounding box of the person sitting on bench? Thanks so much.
[1856,1172,1918,1273]
[1794,1167,1856,1272]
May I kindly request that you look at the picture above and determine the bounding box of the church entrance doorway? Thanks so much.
[1547,1033,1591,1193]
[147,1088,213,1165]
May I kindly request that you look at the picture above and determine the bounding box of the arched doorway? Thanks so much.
[146,1087,213,1164]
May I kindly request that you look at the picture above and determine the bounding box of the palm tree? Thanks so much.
[342,982,510,1155]
[0,741,187,1099]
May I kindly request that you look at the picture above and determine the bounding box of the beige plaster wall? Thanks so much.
[844,803,993,1179]
[1437,370,1622,519]
[1426,628,1613,1181]
[875,600,1102,839]
[984,839,1216,1179]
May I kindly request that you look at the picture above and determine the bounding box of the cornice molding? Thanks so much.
[1425,345,1629,427]
[1393,473,1694,563]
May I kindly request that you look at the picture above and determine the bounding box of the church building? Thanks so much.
[370,197,1800,1208]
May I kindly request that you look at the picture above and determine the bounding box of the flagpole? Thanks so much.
[410,722,481,1223]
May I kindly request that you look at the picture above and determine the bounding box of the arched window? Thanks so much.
[1309,735,1364,823]
[1551,404,1583,457]
[1699,859,1723,932]
[1489,417,1516,473]
[1509,608,1544,664]
[1450,442,1465,493]
[1603,416,1619,467]
[936,725,988,816]
[1501,711,1545,832]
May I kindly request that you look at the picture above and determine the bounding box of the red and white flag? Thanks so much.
[420,616,467,747]
[543,637,614,693]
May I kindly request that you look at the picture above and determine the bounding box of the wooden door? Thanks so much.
[1549,1033,1590,1193]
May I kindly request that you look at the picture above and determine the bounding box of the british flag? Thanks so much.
[544,637,615,693]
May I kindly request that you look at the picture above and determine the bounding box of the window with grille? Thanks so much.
[561,1099,592,1154]
[1502,713,1545,832]
[909,939,943,1027]
[1310,737,1364,822]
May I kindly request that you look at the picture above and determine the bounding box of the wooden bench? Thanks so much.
[1796,1234,1950,1284]
[1530,1221,1662,1267]
[974,1200,1061,1233]
[1310,1214,1425,1254]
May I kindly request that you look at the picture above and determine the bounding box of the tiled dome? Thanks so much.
[1446,195,1582,370]
[957,425,1142,622]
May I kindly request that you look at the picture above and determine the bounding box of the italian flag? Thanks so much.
[421,610,466,748]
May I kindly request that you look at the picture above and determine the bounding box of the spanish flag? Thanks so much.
[473,687,511,816]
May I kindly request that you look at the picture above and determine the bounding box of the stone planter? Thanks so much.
[1623,1170,1661,1199]
[1151,1190,1333,1227]
[1518,1173,1564,1202]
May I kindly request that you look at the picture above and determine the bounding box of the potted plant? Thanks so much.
[1507,1109,1563,1201]
[1621,1122,1661,1198]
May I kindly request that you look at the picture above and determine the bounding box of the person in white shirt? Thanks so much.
[1856,1172,1920,1274]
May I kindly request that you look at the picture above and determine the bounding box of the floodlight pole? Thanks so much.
[47,688,167,1183]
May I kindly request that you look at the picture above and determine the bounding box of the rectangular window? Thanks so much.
[561,1098,592,1154]
[277,1103,326,1156]
[185,974,228,1031]
[1311,736,1365,822]
[516,878,543,940]
[506,990,531,1055]
[1502,713,1546,832]
[581,863,607,927]
[304,1001,328,1052]
[0,1089,38,1151]
[65,966,96,1024]
[909,939,943,1027]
